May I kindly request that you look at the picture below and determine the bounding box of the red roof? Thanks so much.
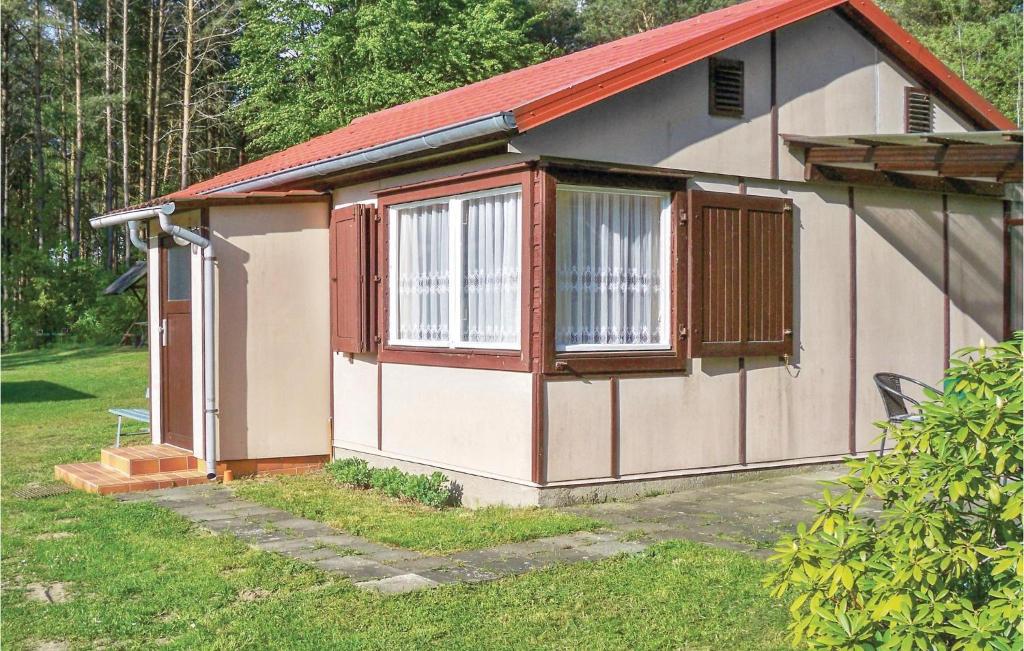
[169,0,1014,200]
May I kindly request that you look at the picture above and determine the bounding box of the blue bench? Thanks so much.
[109,408,150,447]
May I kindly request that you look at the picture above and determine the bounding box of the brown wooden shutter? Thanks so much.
[330,204,372,353]
[689,190,793,357]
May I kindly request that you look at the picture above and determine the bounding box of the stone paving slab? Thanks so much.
[120,467,843,596]
[387,556,458,573]
[313,556,403,581]
[357,573,439,595]
[286,547,341,563]
[418,565,499,584]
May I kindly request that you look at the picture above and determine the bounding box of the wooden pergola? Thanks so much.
[784,131,1022,197]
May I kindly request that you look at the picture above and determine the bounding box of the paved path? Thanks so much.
[562,468,871,556]
[117,467,849,595]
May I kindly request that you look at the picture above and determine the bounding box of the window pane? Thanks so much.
[394,202,449,342]
[555,188,665,349]
[167,244,191,301]
[462,190,521,346]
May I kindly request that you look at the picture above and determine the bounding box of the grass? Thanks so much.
[2,345,790,650]
[233,473,603,554]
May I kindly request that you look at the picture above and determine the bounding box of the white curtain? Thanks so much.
[555,188,663,349]
[395,202,449,342]
[462,191,521,346]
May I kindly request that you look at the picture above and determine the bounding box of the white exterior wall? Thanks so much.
[513,10,975,185]
[947,195,1005,349]
[854,188,946,450]
[332,358,534,483]
[210,202,331,461]
[545,378,612,481]
[383,365,533,481]
[617,359,741,474]
[332,353,379,449]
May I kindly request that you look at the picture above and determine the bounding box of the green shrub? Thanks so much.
[767,334,1023,649]
[370,467,408,499]
[325,457,372,488]
[325,457,456,508]
[401,471,452,509]
[3,251,138,350]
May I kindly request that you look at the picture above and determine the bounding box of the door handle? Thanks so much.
[161,319,168,347]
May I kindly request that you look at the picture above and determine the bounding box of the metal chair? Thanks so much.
[872,373,938,454]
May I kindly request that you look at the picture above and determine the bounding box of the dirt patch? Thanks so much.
[33,641,69,651]
[35,532,75,541]
[237,587,270,602]
[25,582,71,604]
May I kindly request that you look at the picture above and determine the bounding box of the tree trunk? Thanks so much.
[161,128,174,188]
[1,17,8,227]
[32,0,46,250]
[105,0,115,268]
[122,0,133,263]
[71,0,84,260]
[180,0,195,189]
[57,23,72,240]
[148,0,165,200]
[143,0,156,200]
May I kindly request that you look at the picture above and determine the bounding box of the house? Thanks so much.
[60,0,1022,505]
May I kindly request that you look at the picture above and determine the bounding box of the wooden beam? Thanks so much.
[806,143,1021,167]
[872,161,1019,179]
[806,164,1004,197]
[998,162,1024,183]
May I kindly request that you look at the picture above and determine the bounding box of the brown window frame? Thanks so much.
[538,166,689,375]
[376,165,534,372]
[709,57,745,118]
[688,189,794,358]
[904,86,934,134]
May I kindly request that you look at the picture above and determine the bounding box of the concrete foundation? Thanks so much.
[334,446,852,507]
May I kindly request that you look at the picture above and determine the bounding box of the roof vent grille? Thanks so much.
[709,58,744,118]
[905,88,934,133]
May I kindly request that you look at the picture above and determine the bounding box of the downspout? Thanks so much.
[127,220,147,253]
[155,211,218,479]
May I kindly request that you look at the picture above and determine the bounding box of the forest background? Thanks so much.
[2,0,1020,347]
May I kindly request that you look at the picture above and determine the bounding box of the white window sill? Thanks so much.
[556,343,671,353]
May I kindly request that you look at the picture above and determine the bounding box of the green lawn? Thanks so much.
[1,346,790,650]
[233,473,602,553]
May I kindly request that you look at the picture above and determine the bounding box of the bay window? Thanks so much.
[388,186,522,350]
[554,185,671,352]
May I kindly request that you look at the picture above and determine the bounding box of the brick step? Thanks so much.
[100,444,198,476]
[55,462,209,495]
